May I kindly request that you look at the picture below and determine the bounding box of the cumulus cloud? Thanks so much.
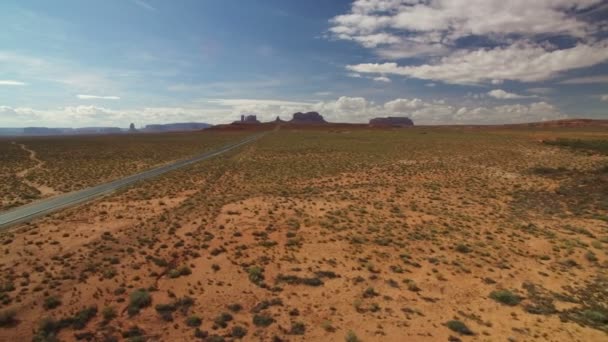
[487,89,537,99]
[206,99,312,107]
[330,0,608,85]
[0,105,228,127]
[330,0,603,53]
[0,80,27,86]
[311,96,564,124]
[0,95,567,127]
[347,41,608,84]
[77,94,121,100]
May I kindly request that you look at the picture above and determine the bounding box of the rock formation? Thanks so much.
[289,112,327,124]
[369,117,414,127]
[236,115,260,124]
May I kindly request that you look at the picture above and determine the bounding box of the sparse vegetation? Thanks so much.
[1,128,607,341]
[128,290,152,316]
[490,290,522,306]
[446,320,474,335]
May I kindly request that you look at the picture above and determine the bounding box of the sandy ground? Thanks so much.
[16,143,59,197]
[0,129,606,341]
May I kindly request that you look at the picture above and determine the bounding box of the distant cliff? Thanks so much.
[369,117,414,127]
[290,112,327,124]
[143,122,212,132]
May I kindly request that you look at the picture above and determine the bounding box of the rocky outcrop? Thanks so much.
[290,112,326,124]
[235,115,260,124]
[369,117,414,127]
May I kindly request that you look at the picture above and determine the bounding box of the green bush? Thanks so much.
[446,320,474,335]
[252,314,274,327]
[43,296,61,310]
[289,321,306,335]
[128,290,151,316]
[102,306,116,322]
[186,315,202,327]
[231,325,247,338]
[490,290,522,306]
[248,266,264,286]
[72,306,97,329]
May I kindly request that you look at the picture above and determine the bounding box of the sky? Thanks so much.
[0,0,607,127]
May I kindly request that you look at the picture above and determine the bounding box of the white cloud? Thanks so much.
[0,80,27,86]
[330,0,603,54]
[346,73,362,78]
[601,94,608,102]
[373,76,391,82]
[133,0,156,11]
[77,94,121,100]
[330,0,608,85]
[487,89,537,99]
[347,41,608,84]
[314,91,332,96]
[559,75,608,84]
[0,96,567,127]
[206,99,312,107]
[0,105,229,127]
[453,102,565,124]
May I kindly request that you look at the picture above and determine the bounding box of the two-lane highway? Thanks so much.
[0,133,264,230]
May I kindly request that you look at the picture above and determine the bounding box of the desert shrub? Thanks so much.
[207,335,225,342]
[289,321,306,335]
[155,303,176,321]
[122,325,145,339]
[72,306,97,329]
[248,266,264,286]
[276,274,323,286]
[363,287,378,298]
[231,325,248,338]
[213,312,233,328]
[455,244,471,253]
[33,317,62,342]
[227,303,243,312]
[186,315,202,327]
[102,306,117,322]
[582,309,607,323]
[446,320,474,335]
[43,296,61,310]
[345,330,361,342]
[252,314,274,327]
[128,289,151,316]
[0,309,17,327]
[490,290,522,306]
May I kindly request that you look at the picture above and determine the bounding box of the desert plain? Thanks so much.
[0,125,607,341]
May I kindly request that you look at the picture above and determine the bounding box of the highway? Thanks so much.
[0,133,264,230]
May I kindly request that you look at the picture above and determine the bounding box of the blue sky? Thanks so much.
[0,0,607,127]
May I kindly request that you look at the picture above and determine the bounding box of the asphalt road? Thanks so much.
[0,133,264,230]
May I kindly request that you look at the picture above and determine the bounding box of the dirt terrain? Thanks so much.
[0,127,607,341]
